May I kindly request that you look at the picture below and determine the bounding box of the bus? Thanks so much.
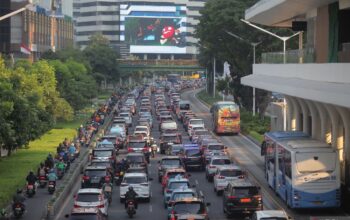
[210,101,240,135]
[262,131,341,208]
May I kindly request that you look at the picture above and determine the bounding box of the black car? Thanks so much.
[223,180,262,217]
[81,166,111,188]
[157,156,184,182]
[125,153,148,172]
[182,148,204,171]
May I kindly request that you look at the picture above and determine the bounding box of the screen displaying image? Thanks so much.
[124,17,187,53]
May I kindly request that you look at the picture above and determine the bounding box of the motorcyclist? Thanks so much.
[26,171,37,190]
[56,159,66,174]
[125,186,138,209]
[12,189,26,211]
[68,144,76,161]
[102,178,113,202]
[47,169,58,186]
[37,163,46,177]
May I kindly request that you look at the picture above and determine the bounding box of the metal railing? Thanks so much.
[117,59,200,66]
[261,48,315,64]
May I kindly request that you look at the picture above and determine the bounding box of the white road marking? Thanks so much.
[195,179,199,185]
[149,204,153,212]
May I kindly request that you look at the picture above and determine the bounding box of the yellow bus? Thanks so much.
[210,101,240,135]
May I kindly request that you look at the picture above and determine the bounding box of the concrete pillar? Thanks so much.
[315,102,332,144]
[335,107,350,186]
[289,97,301,131]
[143,54,147,60]
[171,55,174,60]
[157,54,161,60]
[296,99,310,135]
[324,104,340,150]
[305,100,321,140]
[285,96,294,131]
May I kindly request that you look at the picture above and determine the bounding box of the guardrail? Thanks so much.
[41,114,113,219]
[261,48,315,64]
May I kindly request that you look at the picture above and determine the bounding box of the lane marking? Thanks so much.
[149,204,153,213]
[195,179,199,186]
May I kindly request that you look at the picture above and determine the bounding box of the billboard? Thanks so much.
[120,4,188,54]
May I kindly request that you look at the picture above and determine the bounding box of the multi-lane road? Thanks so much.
[24,88,348,220]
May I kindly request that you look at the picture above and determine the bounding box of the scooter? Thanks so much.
[57,169,64,180]
[115,171,124,186]
[48,181,56,194]
[26,184,35,198]
[13,202,25,218]
[126,200,136,218]
[39,175,47,188]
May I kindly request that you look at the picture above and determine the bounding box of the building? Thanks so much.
[0,0,74,61]
[241,0,350,192]
[73,0,207,59]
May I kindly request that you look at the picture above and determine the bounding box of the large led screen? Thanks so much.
[124,17,187,54]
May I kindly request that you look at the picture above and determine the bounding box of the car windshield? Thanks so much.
[173,202,204,214]
[162,159,181,166]
[208,145,224,151]
[172,192,195,200]
[186,149,201,156]
[195,131,210,136]
[69,214,99,220]
[168,172,185,179]
[93,150,112,157]
[235,187,259,196]
[126,155,144,163]
[171,145,183,151]
[76,193,99,202]
[97,143,114,148]
[212,159,231,165]
[169,181,189,189]
[123,176,147,184]
[190,120,203,125]
[163,136,177,142]
[220,170,242,177]
[260,218,287,220]
[128,142,145,148]
[90,162,110,167]
[85,170,106,177]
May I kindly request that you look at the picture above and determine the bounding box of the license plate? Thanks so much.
[15,208,21,211]
[28,185,33,189]
[240,198,251,203]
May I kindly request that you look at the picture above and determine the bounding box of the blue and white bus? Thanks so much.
[262,132,341,208]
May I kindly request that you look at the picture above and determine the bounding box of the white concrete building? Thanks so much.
[241,0,350,192]
[73,0,207,58]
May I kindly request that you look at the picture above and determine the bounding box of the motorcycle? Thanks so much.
[104,186,112,204]
[26,184,35,198]
[57,169,64,180]
[39,175,47,188]
[48,181,56,194]
[126,200,136,218]
[13,202,25,218]
[115,171,124,186]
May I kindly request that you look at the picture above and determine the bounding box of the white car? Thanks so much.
[74,188,109,216]
[119,112,132,127]
[187,118,204,131]
[188,124,205,136]
[206,156,233,182]
[134,126,150,137]
[252,210,289,220]
[120,173,151,202]
[213,165,244,195]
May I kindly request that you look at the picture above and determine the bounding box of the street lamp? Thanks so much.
[240,19,301,131]
[0,4,34,21]
[224,30,261,116]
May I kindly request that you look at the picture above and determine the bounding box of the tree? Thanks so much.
[196,0,297,114]
[83,34,120,84]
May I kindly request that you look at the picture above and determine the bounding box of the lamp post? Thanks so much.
[0,4,34,21]
[240,19,301,131]
[224,30,261,116]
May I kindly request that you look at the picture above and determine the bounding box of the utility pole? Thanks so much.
[213,57,216,98]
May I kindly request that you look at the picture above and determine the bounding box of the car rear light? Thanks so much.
[74,205,80,208]
[128,148,134,152]
[97,204,105,208]
[121,183,128,186]
[238,175,245,179]
[209,165,216,169]
[82,176,90,181]
[166,189,171,193]
[227,196,236,199]
[254,195,262,201]
[218,175,225,179]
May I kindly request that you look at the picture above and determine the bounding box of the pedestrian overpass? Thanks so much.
[118,59,205,73]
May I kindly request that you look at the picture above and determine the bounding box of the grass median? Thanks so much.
[196,89,269,143]
[0,117,86,209]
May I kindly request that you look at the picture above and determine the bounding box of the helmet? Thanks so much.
[128,186,133,191]
[17,189,22,194]
[29,171,34,175]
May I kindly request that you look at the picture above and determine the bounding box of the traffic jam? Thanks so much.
[66,80,290,220]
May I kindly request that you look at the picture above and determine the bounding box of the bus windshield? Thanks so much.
[296,152,336,173]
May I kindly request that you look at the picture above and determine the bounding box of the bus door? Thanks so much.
[276,145,287,201]
[265,140,276,190]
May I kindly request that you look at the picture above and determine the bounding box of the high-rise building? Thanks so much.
[0,0,74,61]
[73,0,207,59]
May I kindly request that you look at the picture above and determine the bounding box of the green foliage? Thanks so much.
[240,110,270,136]
[83,34,120,82]
[197,89,223,107]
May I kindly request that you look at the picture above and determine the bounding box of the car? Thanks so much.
[118,112,132,127]
[168,198,210,220]
[191,129,211,143]
[81,166,111,188]
[125,153,148,169]
[206,156,233,182]
[187,118,205,132]
[213,165,244,195]
[161,168,188,188]
[252,210,289,220]
[181,146,204,171]
[119,173,151,202]
[223,180,262,217]
[74,188,109,216]
[158,156,184,182]
[164,175,191,204]
[96,139,114,149]
[135,126,150,137]
[166,187,198,209]
[188,124,206,136]
[91,147,116,164]
[203,143,227,163]
[126,166,148,177]
[166,144,184,156]
[160,133,182,154]
[66,207,106,220]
